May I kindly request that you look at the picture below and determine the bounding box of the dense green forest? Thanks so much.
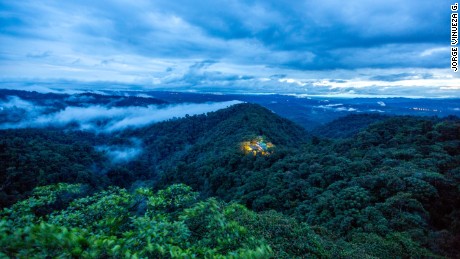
[312,113,390,139]
[1,103,460,258]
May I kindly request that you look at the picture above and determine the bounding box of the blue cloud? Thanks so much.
[26,51,52,59]
[0,0,457,97]
[370,73,434,82]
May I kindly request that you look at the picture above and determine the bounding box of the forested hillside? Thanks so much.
[1,103,460,258]
[312,113,389,138]
[0,104,307,207]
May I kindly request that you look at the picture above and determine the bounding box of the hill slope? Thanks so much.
[0,103,309,206]
[121,103,310,196]
[312,113,390,138]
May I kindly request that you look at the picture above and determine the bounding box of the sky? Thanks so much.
[1,0,459,97]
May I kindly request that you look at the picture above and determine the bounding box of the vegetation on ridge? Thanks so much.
[1,103,459,257]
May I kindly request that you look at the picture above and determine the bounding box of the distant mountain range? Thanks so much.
[2,89,458,131]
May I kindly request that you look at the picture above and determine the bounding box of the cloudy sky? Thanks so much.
[1,0,459,97]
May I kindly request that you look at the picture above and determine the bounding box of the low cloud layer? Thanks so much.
[0,97,242,132]
[316,104,359,113]
[97,138,143,163]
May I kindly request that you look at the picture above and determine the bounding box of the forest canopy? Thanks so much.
[1,103,459,258]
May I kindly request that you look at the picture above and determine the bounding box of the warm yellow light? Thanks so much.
[240,137,275,156]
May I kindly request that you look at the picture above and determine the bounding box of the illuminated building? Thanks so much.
[241,136,274,156]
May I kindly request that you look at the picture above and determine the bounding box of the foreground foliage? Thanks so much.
[0,184,442,258]
[0,184,274,258]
